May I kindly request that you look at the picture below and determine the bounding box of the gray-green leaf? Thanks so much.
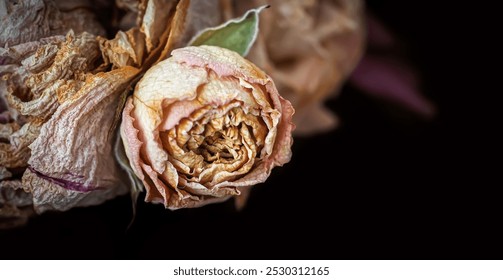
[188,5,269,56]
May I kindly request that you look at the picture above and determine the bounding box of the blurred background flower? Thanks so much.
[349,12,435,119]
[232,0,366,135]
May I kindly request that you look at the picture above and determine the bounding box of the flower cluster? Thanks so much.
[0,0,377,228]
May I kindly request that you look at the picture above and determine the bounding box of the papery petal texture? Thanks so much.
[0,0,181,223]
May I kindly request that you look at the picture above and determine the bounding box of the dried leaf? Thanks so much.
[189,5,268,56]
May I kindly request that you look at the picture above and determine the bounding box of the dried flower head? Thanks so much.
[121,45,294,208]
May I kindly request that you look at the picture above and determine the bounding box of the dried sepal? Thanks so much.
[189,4,268,56]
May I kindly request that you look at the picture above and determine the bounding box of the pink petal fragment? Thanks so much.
[350,55,436,118]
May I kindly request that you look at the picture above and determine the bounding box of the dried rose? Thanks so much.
[0,0,188,225]
[121,45,294,208]
[0,0,111,223]
[231,0,365,135]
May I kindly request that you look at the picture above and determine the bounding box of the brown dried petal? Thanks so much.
[0,0,105,47]
[141,0,176,53]
[0,35,65,124]
[99,0,179,69]
[99,29,147,68]
[0,122,40,171]
[0,180,32,207]
[4,32,102,121]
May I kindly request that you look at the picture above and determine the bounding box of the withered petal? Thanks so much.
[29,67,139,187]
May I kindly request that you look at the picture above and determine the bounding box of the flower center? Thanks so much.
[161,101,268,186]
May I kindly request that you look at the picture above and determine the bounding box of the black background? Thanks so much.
[1,2,496,259]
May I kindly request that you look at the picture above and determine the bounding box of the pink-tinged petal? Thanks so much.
[160,99,202,131]
[131,56,208,174]
[121,97,145,181]
[350,55,436,118]
[271,96,295,166]
[140,162,172,207]
[171,46,269,85]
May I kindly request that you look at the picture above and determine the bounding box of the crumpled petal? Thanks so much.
[0,31,135,214]
[24,67,138,212]
[0,122,40,174]
[0,0,196,224]
[0,0,105,47]
[3,32,102,121]
[121,45,294,209]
